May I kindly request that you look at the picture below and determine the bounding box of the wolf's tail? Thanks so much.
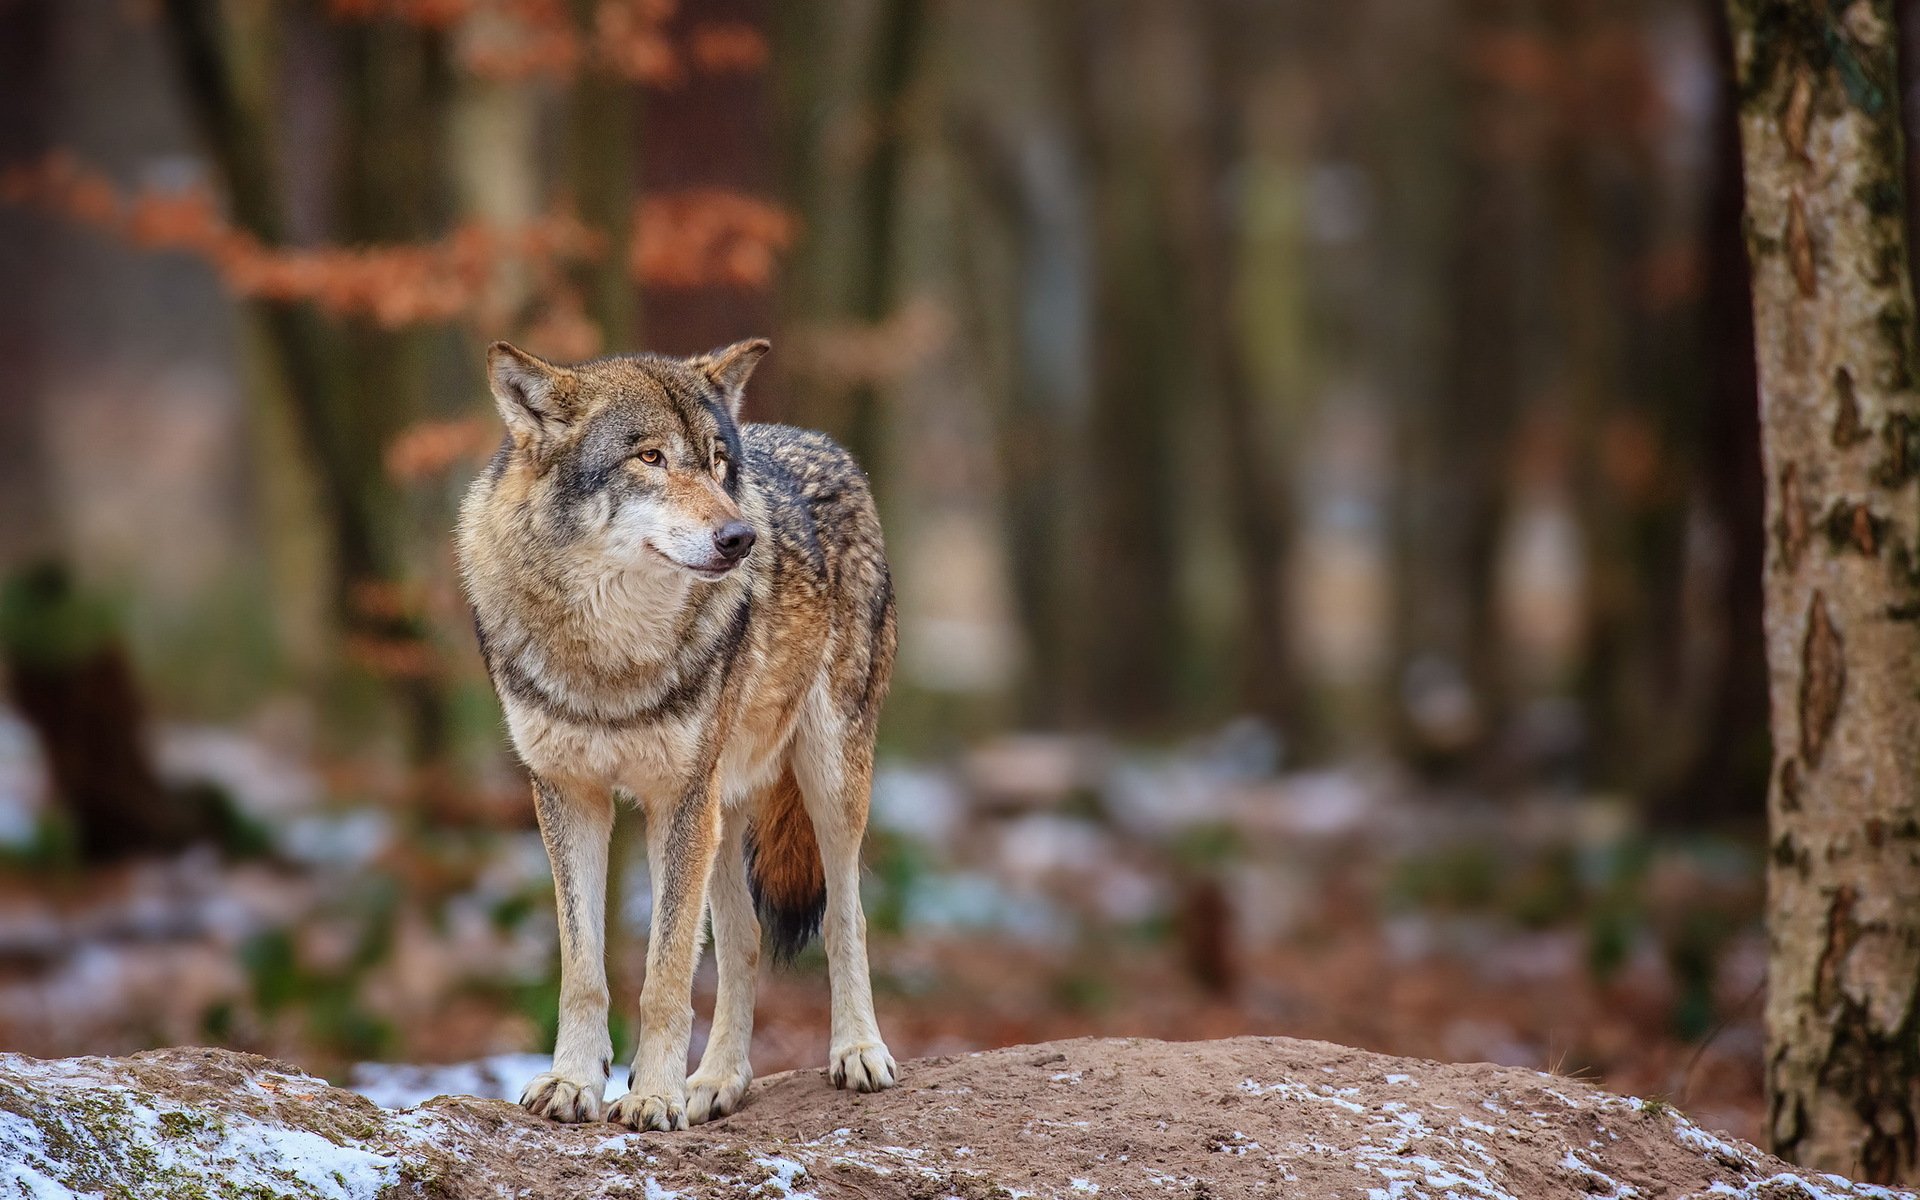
[743,764,825,963]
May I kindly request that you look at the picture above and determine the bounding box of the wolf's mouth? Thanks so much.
[645,543,736,580]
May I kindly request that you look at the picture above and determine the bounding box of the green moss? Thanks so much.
[158,1111,220,1139]
[0,563,120,669]
[0,1076,389,1200]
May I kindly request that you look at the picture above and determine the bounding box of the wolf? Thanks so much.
[455,338,897,1131]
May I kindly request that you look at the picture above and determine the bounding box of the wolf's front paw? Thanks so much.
[608,1088,687,1132]
[519,1072,606,1124]
[686,1065,753,1124]
[828,1041,897,1093]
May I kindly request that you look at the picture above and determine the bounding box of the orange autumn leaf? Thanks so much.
[631,190,795,290]
[2,154,606,331]
[688,21,769,74]
[328,0,473,27]
[385,417,502,483]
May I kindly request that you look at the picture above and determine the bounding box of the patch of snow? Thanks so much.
[1560,1149,1639,1200]
[1238,1078,1366,1114]
[349,1053,629,1108]
[1700,1174,1917,1200]
[1670,1114,1757,1170]
[1213,1132,1261,1156]
[751,1155,813,1198]
[0,1063,403,1200]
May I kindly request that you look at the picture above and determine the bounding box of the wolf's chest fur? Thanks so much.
[489,576,808,803]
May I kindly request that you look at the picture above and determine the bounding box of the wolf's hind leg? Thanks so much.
[687,803,759,1124]
[793,710,896,1093]
[521,777,614,1123]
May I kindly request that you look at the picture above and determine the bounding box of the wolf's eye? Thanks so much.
[711,448,728,474]
[637,448,665,466]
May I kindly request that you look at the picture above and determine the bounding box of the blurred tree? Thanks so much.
[1386,0,1518,773]
[1062,0,1188,730]
[564,0,638,346]
[0,0,56,571]
[780,0,926,474]
[0,565,205,860]
[2,2,793,787]
[945,0,1096,727]
[157,0,460,772]
[1658,0,1768,825]
[640,0,780,374]
[1181,0,1309,741]
[1727,0,1920,1181]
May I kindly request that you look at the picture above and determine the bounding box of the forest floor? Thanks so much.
[0,1036,1881,1200]
[0,716,1767,1145]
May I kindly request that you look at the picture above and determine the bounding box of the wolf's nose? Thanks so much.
[714,522,757,562]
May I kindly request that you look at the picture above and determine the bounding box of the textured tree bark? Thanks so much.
[1727,0,1920,1182]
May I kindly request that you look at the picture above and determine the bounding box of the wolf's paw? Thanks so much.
[686,1065,753,1124]
[519,1072,606,1124]
[828,1041,897,1093]
[608,1088,687,1132]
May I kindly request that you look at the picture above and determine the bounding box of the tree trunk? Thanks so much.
[1657,0,1770,827]
[639,0,777,374]
[1728,0,1920,1181]
[1387,0,1516,774]
[0,0,57,570]
[565,0,638,349]
[158,0,456,772]
[0,565,199,861]
[1061,0,1186,730]
[1181,0,1307,743]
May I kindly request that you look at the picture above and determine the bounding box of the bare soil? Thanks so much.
[0,1036,1903,1199]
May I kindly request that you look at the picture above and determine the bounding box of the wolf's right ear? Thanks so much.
[487,342,573,438]
[696,338,771,421]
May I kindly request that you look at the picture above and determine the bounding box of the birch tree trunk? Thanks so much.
[1728,0,1920,1182]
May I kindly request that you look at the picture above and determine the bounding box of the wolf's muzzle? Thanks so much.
[714,522,757,563]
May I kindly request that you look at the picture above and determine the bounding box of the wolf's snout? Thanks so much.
[714,522,757,562]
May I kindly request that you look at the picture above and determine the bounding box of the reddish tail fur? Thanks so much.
[743,764,824,963]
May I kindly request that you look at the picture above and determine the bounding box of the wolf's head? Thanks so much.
[478,338,769,581]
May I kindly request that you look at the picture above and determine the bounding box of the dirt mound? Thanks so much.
[0,1036,1906,1199]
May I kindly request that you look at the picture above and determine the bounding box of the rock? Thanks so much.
[0,1037,1910,1199]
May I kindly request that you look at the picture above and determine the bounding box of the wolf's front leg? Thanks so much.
[609,780,722,1132]
[521,777,614,1123]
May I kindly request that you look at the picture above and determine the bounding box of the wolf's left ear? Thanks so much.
[696,338,770,420]
[487,341,574,438]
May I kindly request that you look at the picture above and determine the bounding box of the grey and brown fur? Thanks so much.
[455,338,897,1131]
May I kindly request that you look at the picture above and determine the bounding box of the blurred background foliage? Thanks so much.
[0,0,1792,1142]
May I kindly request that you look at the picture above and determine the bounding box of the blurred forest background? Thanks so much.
[0,0,1806,1144]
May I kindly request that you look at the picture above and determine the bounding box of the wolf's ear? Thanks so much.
[696,338,770,420]
[487,341,573,437]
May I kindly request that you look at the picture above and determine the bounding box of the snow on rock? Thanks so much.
[0,1038,1911,1200]
[348,1053,632,1109]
